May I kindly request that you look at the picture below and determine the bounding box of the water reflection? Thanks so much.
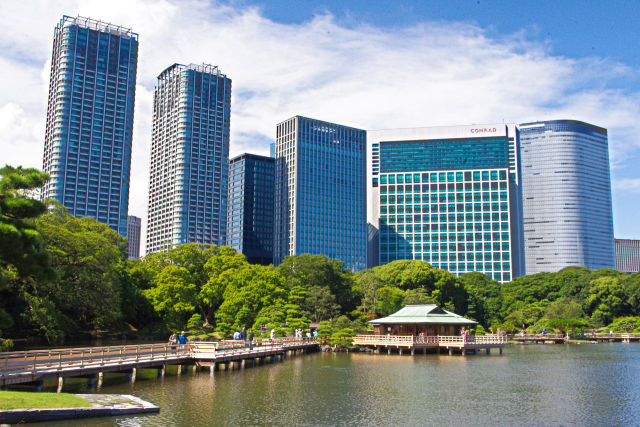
[37,344,640,426]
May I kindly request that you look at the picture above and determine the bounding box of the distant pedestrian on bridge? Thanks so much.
[169,332,178,350]
[249,330,254,349]
[178,331,188,351]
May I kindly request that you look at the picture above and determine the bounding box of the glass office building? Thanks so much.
[42,16,138,236]
[519,120,615,273]
[274,116,366,271]
[368,125,524,282]
[146,63,231,254]
[227,153,275,265]
[126,215,141,259]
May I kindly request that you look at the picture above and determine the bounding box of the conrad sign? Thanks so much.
[470,127,498,134]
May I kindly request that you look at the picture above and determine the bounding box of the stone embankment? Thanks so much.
[0,394,159,424]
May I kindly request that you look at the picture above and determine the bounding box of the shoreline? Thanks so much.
[0,394,158,424]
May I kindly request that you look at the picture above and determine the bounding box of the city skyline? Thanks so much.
[1,1,639,253]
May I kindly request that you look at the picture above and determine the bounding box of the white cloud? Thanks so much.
[1,0,640,249]
[614,178,640,192]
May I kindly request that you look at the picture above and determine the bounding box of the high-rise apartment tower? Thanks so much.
[42,16,138,236]
[146,63,231,253]
[274,116,367,271]
[519,120,615,273]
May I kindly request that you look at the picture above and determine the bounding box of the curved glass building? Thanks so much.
[519,120,615,273]
[42,16,138,236]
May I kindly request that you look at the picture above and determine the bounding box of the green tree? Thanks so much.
[586,276,626,326]
[0,166,54,344]
[458,272,502,327]
[277,254,357,314]
[11,205,127,343]
[143,264,197,331]
[375,286,405,317]
[214,264,287,337]
[403,288,434,305]
[304,285,340,322]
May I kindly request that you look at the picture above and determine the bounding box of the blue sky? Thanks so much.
[0,0,638,240]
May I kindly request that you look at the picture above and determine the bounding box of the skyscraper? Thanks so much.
[367,124,524,282]
[126,215,141,259]
[42,16,138,236]
[146,63,231,254]
[274,116,366,271]
[615,239,640,273]
[519,120,615,273]
[227,153,275,265]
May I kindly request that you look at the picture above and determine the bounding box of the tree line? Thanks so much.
[2,165,639,349]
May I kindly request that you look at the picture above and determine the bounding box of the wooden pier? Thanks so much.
[0,338,318,389]
[511,333,640,344]
[351,334,507,355]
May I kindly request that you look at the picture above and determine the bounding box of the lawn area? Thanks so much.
[0,390,90,410]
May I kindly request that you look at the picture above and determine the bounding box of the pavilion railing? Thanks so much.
[351,334,508,347]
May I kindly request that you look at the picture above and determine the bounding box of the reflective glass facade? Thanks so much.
[368,125,524,282]
[519,120,615,273]
[42,16,138,236]
[615,239,640,273]
[146,63,231,254]
[274,116,367,271]
[126,215,141,259]
[227,154,275,265]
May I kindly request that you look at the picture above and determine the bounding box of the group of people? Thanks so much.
[232,327,255,348]
[168,331,188,350]
[294,328,313,339]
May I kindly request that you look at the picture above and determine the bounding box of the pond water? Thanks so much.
[33,343,640,426]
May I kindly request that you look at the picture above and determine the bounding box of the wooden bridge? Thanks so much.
[0,338,318,390]
[511,333,640,344]
[351,334,507,355]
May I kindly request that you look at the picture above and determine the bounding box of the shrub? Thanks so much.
[607,316,640,333]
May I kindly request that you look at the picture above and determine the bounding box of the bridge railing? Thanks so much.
[352,334,508,347]
[0,343,187,379]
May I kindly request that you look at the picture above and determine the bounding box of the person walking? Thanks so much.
[240,327,247,345]
[169,332,178,351]
[178,331,188,351]
[270,329,275,341]
[249,329,254,350]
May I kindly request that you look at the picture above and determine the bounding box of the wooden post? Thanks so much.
[225,361,230,371]
[193,365,197,374]
[210,365,214,376]
[411,348,415,356]
[486,348,491,355]
[388,348,391,355]
[461,349,466,356]
[130,368,137,383]
[448,348,453,356]
[57,376,64,393]
[499,347,503,355]
[399,348,403,356]
[423,348,427,355]
[159,365,165,377]
[177,365,182,376]
[98,372,103,389]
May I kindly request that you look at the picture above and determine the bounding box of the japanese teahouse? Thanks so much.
[370,304,476,336]
[352,304,507,355]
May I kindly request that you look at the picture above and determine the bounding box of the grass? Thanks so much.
[0,390,90,410]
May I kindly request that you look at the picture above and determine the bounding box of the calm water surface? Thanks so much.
[37,343,639,426]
